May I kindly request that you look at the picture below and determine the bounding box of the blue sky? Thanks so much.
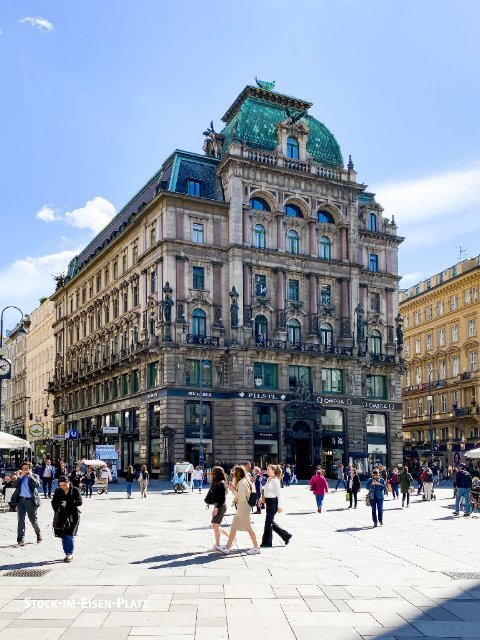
[1,0,480,323]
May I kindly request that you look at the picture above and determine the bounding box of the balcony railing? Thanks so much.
[186,335,220,346]
[454,406,480,417]
[246,150,343,180]
[370,353,396,363]
[255,339,353,356]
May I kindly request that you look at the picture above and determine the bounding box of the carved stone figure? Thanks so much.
[294,375,312,402]
[163,294,173,324]
[356,307,366,343]
[230,298,238,328]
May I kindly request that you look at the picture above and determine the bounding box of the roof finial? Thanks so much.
[348,154,354,171]
[255,77,275,91]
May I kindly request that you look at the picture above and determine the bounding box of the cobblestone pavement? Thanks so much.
[1,481,479,640]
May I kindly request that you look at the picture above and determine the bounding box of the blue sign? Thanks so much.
[69,429,78,439]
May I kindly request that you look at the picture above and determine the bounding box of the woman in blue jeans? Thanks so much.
[52,476,82,562]
[366,470,388,527]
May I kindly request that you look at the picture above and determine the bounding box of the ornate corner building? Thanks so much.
[400,257,480,470]
[49,83,404,478]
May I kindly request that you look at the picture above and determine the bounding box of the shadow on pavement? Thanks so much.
[0,559,61,570]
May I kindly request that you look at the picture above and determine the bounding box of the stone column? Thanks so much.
[276,214,285,251]
[175,256,187,339]
[243,207,251,245]
[338,277,353,346]
[309,221,316,257]
[386,287,395,349]
[275,269,286,334]
[307,273,318,335]
[243,263,252,327]
[212,261,224,330]
[341,227,349,261]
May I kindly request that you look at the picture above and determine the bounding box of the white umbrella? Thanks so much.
[0,432,31,449]
[464,447,480,459]
[80,459,107,468]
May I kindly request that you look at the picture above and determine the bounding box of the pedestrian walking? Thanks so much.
[259,464,292,547]
[40,457,55,498]
[388,467,400,500]
[192,466,204,493]
[51,475,83,562]
[252,467,263,514]
[291,464,298,484]
[377,464,388,482]
[399,466,414,508]
[334,462,346,491]
[346,468,361,508]
[283,465,292,487]
[453,463,472,517]
[422,467,434,501]
[365,469,388,527]
[10,461,42,546]
[139,465,149,498]
[83,466,95,498]
[204,466,230,549]
[217,465,260,555]
[469,477,480,516]
[417,467,424,496]
[125,465,136,498]
[70,465,82,490]
[309,467,329,512]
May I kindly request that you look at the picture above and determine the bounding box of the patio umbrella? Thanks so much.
[464,447,480,459]
[0,432,31,449]
[79,459,107,467]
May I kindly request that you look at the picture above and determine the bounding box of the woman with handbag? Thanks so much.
[139,465,149,498]
[309,467,329,513]
[51,475,83,562]
[258,464,292,547]
[346,468,361,509]
[204,466,230,550]
[399,466,414,508]
[365,469,388,527]
[216,465,260,555]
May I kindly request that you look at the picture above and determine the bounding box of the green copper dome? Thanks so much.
[220,86,343,168]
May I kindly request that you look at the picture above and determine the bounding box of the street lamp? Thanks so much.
[427,368,440,465]
[0,306,29,433]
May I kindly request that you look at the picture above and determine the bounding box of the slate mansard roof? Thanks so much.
[65,151,223,282]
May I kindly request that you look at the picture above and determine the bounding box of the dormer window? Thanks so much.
[249,197,270,211]
[286,136,299,159]
[368,212,377,231]
[284,203,303,218]
[317,210,335,224]
[187,179,202,197]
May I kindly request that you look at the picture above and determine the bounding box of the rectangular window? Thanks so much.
[192,223,204,244]
[426,333,432,350]
[187,179,201,197]
[255,274,267,297]
[105,267,110,286]
[439,359,446,379]
[469,318,476,337]
[451,324,458,342]
[415,338,421,354]
[414,311,420,326]
[452,356,459,377]
[441,394,447,413]
[122,253,128,273]
[185,359,212,387]
[121,373,129,397]
[192,266,205,290]
[132,243,139,265]
[320,284,331,306]
[112,377,119,400]
[366,374,386,399]
[368,253,379,272]
[465,289,471,305]
[439,328,445,347]
[473,287,478,301]
[184,401,212,439]
[451,295,457,311]
[113,261,118,279]
[406,400,412,418]
[370,293,380,313]
[470,351,477,372]
[415,366,422,385]
[404,315,409,329]
[131,370,139,394]
[288,279,299,301]
[123,291,128,313]
[418,398,423,416]
[96,273,102,293]
[253,362,278,389]
[148,362,159,388]
[150,226,156,246]
[132,284,139,307]
[425,305,432,321]
[150,270,157,294]
[366,413,387,434]
[404,341,410,357]
[322,368,343,394]
[254,404,278,428]
[437,300,443,316]
[288,366,311,391]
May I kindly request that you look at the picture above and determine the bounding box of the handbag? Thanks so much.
[365,494,371,506]
[387,482,392,492]
[345,491,350,502]
[53,506,71,531]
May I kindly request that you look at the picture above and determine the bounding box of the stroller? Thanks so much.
[171,462,193,493]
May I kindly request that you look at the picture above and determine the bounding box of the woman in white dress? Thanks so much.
[258,464,292,547]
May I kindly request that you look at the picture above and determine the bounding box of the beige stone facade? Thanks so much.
[25,300,55,458]
[4,323,29,441]
[399,256,480,471]
[50,85,404,478]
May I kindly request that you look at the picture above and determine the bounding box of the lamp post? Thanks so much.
[0,306,29,434]
[427,368,440,465]
[198,351,210,470]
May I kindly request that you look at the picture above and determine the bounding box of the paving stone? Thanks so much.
[0,629,66,640]
[292,626,362,640]
[440,601,480,621]
[413,620,480,637]
[61,629,131,640]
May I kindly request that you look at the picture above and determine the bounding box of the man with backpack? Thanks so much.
[422,467,434,501]
[453,463,472,517]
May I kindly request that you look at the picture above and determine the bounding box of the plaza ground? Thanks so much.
[0,481,479,640]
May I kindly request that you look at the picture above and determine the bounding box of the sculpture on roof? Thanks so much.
[285,106,308,125]
[255,77,276,91]
[202,120,224,158]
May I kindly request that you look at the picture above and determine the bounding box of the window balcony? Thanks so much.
[186,335,220,346]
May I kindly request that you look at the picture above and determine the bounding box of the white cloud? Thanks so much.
[36,196,117,235]
[64,197,117,234]
[19,16,54,33]
[399,272,422,289]
[36,204,61,223]
[0,249,79,317]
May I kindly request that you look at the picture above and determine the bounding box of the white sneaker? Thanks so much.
[216,545,230,554]
[246,547,261,555]
[208,546,218,552]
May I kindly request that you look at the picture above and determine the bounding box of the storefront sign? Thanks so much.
[53,434,66,441]
[316,396,352,406]
[254,430,278,440]
[362,401,398,411]
[102,426,119,434]
[95,445,118,460]
[29,424,44,438]
[68,429,79,439]
[239,392,287,400]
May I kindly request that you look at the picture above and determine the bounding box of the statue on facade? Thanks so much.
[396,321,404,350]
[356,306,366,343]
[294,375,312,402]
[230,288,239,328]
[162,282,174,324]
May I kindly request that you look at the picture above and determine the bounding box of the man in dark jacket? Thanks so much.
[40,457,55,498]
[10,461,42,546]
[454,464,472,517]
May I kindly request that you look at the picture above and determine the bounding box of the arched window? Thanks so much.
[249,197,271,211]
[287,229,299,254]
[287,319,301,345]
[317,210,335,224]
[320,323,333,347]
[319,236,331,260]
[284,203,303,218]
[368,212,377,231]
[370,330,382,355]
[254,315,268,343]
[286,136,299,159]
[254,224,266,249]
[191,308,206,337]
